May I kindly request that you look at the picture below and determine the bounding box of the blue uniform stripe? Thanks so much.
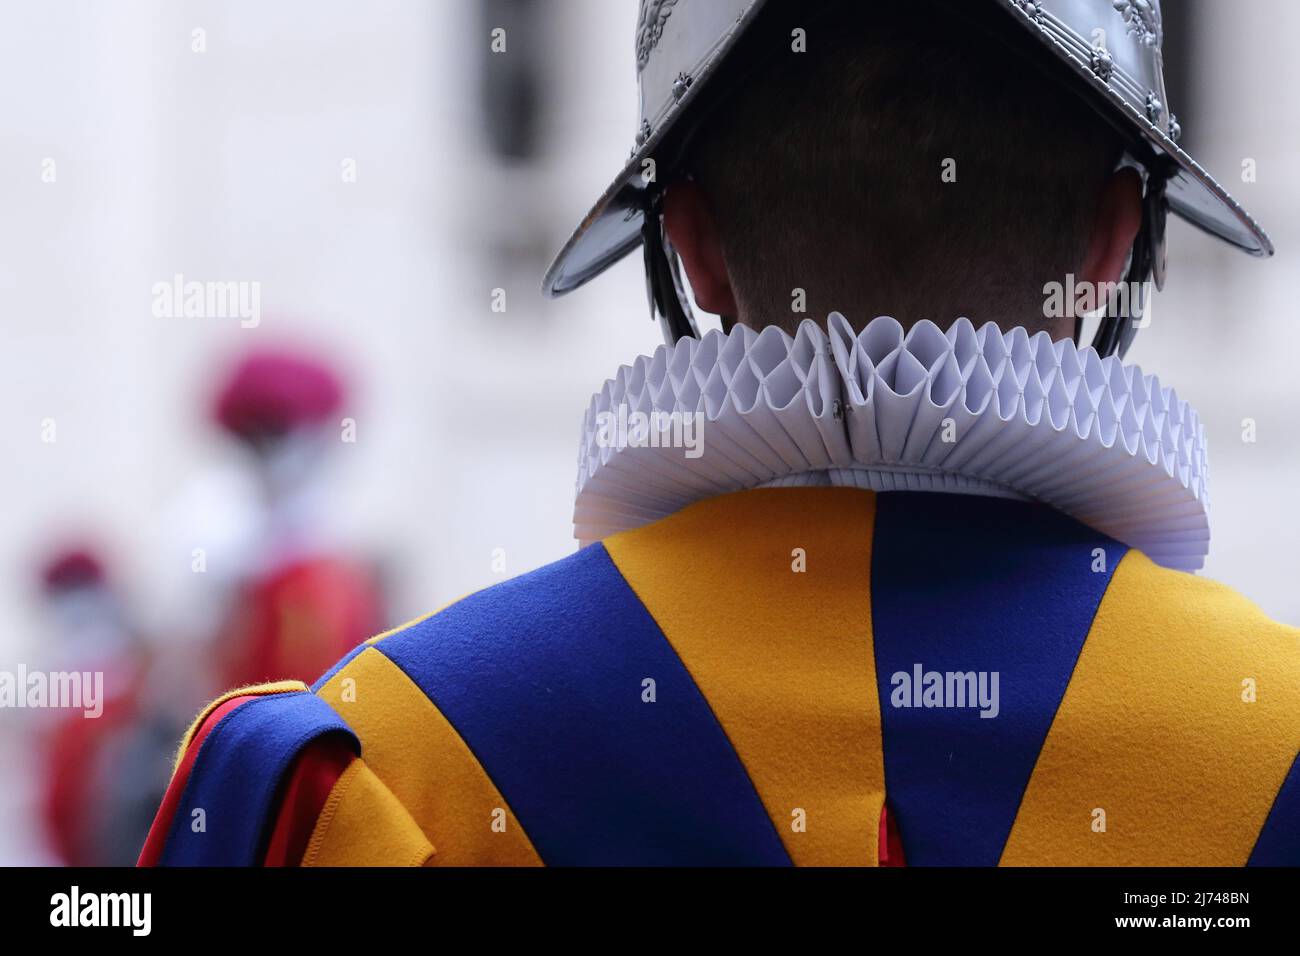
[160,692,359,866]
[870,492,1125,865]
[374,543,791,866]
[1249,750,1300,865]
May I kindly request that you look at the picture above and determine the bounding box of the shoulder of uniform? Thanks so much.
[148,685,359,866]
[370,542,620,648]
[172,681,312,770]
[1103,551,1300,719]
[1111,549,1300,648]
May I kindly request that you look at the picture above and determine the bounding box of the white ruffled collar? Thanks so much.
[575,314,1210,572]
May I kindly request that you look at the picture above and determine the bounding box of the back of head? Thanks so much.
[688,0,1125,334]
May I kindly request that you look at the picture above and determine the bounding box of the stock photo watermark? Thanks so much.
[49,887,151,936]
[0,666,104,718]
[594,404,705,459]
[151,273,261,328]
[890,664,1000,719]
[1042,273,1154,326]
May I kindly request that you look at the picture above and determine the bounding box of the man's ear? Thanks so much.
[1079,167,1144,288]
[662,180,740,317]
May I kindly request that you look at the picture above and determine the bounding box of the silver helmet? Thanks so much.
[542,0,1273,357]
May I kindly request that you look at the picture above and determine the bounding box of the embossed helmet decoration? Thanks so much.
[541,0,1272,359]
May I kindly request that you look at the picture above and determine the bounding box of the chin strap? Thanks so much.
[642,194,699,345]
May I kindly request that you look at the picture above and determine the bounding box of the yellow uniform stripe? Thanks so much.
[317,646,542,866]
[1001,550,1300,865]
[604,487,884,866]
[304,759,436,867]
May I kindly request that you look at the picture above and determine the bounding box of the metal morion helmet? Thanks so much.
[541,0,1273,358]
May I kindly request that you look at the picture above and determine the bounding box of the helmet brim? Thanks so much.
[543,0,1272,300]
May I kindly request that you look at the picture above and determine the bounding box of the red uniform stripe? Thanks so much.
[137,694,259,867]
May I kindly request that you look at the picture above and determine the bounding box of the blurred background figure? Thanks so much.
[34,544,172,867]
[26,346,386,867]
[206,348,386,689]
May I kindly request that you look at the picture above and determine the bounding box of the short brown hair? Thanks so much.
[689,0,1125,334]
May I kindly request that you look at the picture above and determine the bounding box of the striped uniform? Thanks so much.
[141,488,1300,866]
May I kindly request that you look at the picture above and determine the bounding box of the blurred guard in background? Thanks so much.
[207,349,384,690]
[37,547,167,866]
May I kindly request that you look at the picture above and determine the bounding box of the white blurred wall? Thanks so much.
[0,0,656,647]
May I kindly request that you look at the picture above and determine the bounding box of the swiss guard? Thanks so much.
[35,546,167,866]
[204,348,385,692]
[142,0,1298,866]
